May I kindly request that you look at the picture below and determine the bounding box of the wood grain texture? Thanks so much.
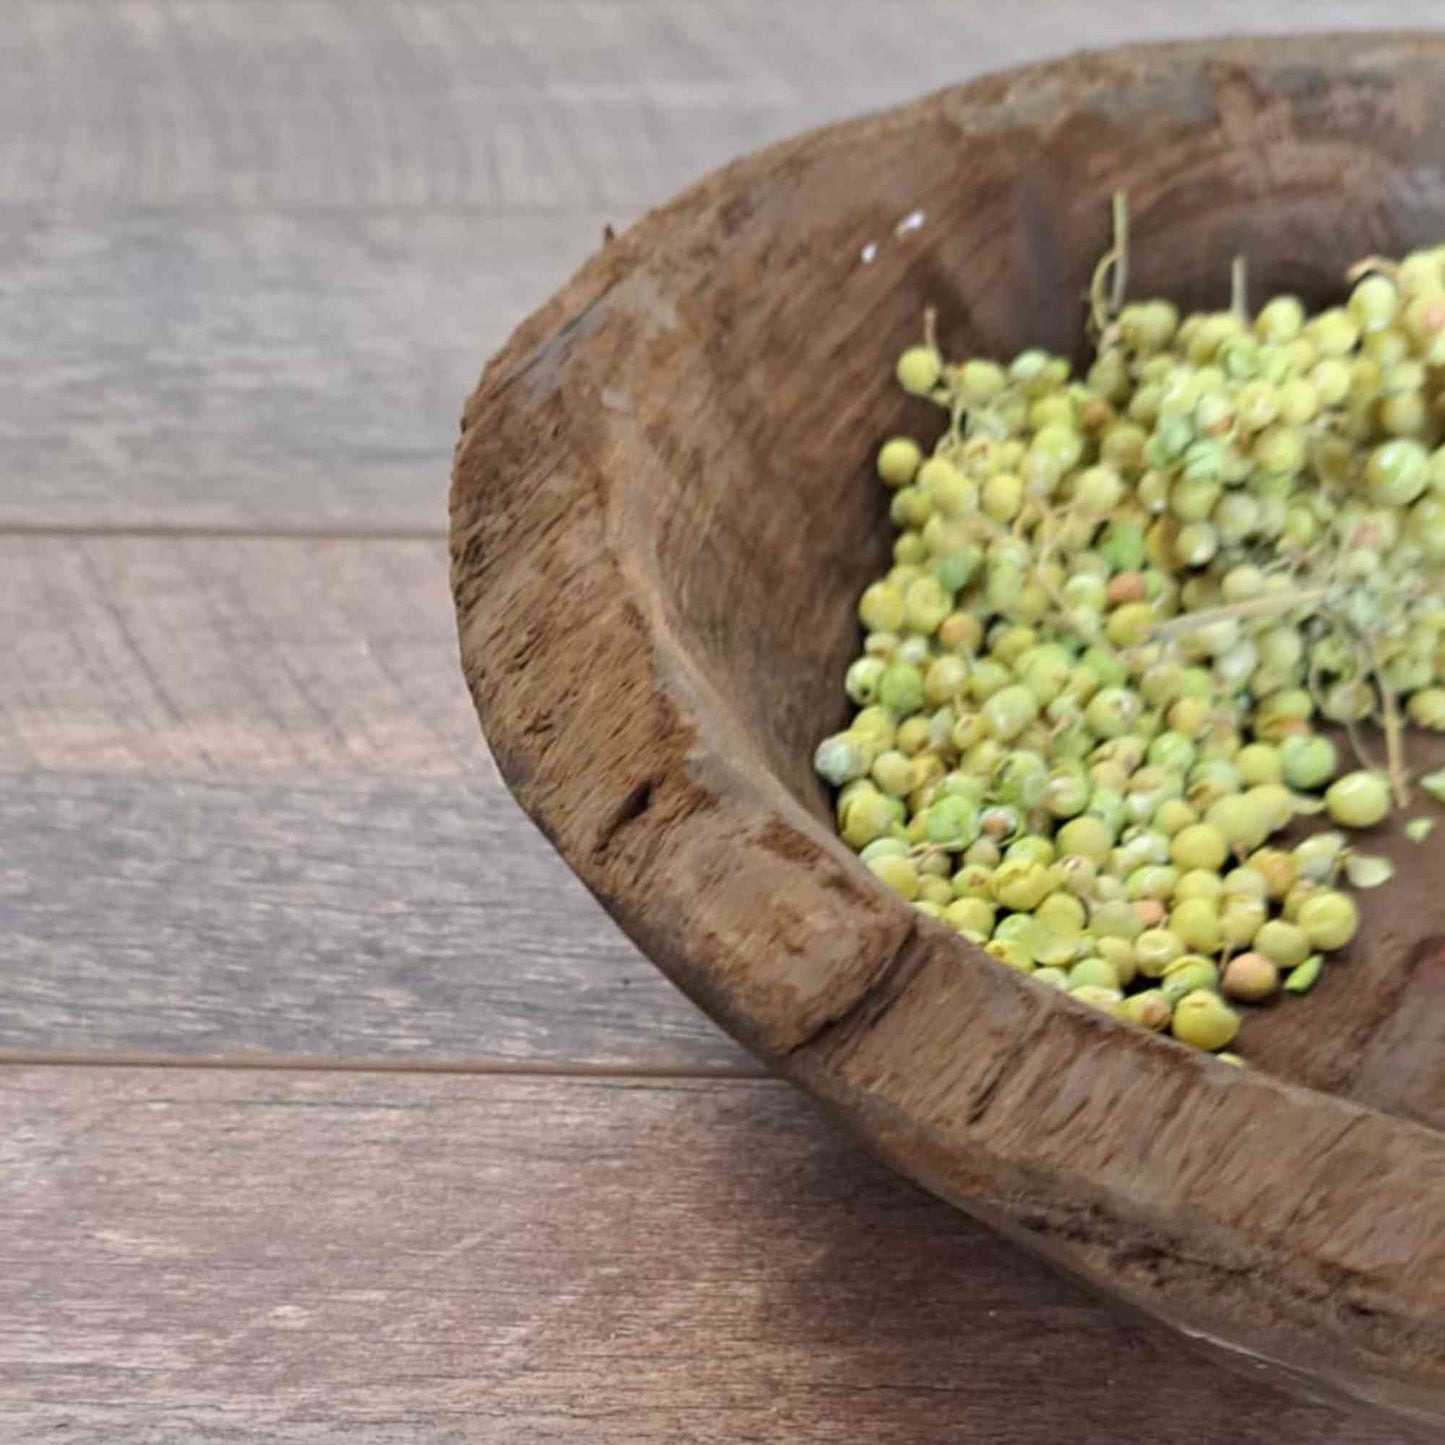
[1,1066,1425,1444]
[1,1,1435,211]
[2,536,482,775]
[0,536,746,1066]
[453,37,1445,1425]
[0,771,747,1067]
[0,211,607,529]
[2,1,1436,529]
[6,7,1443,1441]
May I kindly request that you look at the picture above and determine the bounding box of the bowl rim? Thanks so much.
[452,33,1445,1428]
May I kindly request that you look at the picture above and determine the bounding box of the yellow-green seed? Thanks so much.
[1222,951,1280,1001]
[1254,918,1312,970]
[944,896,996,938]
[1170,898,1222,954]
[1069,957,1120,991]
[1095,935,1138,988]
[877,437,923,487]
[1071,983,1125,1017]
[918,875,954,908]
[1171,990,1241,1051]
[828,236,1445,1063]
[1219,895,1267,948]
[989,858,1053,911]
[1160,954,1220,1003]
[1170,822,1228,872]
[1324,771,1391,829]
[986,938,1034,973]
[1122,989,1172,1031]
[897,346,942,396]
[867,854,920,901]
[1295,889,1359,951]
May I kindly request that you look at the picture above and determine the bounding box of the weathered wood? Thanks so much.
[0,537,747,1066]
[2,1,1430,531]
[1,537,481,775]
[1,0,786,211]
[2,1,1434,212]
[0,770,748,1068]
[7,7,1444,1440]
[453,37,1445,1426]
[0,213,609,530]
[1,1066,1426,1444]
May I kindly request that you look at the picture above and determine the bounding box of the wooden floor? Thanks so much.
[4,3,1439,1439]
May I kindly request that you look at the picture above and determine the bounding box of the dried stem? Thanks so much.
[1151,585,1334,642]
[1364,640,1412,806]
[1342,712,1384,776]
[947,393,967,447]
[1109,191,1130,315]
[1230,255,1249,322]
[1381,687,1411,806]
[1345,255,1400,284]
[1089,191,1130,335]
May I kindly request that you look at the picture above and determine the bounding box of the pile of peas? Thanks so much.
[816,227,1445,1060]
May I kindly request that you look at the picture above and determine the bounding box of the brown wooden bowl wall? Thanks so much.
[452,36,1445,1430]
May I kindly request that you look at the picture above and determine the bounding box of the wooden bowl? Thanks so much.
[452,36,1445,1429]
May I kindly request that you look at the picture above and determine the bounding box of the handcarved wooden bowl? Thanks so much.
[451,36,1445,1430]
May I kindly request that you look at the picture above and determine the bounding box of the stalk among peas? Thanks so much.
[815,197,1445,1060]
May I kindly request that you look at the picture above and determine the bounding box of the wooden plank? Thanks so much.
[4,3,1429,530]
[0,536,747,1067]
[0,1065,1421,1443]
[1,536,484,775]
[1,1,1429,212]
[0,771,748,1067]
[0,211,609,530]
[2,0,787,211]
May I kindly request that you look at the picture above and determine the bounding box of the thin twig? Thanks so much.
[1033,499,1067,575]
[1380,687,1411,806]
[1304,643,1380,775]
[1364,639,1412,806]
[947,393,967,447]
[1151,585,1334,642]
[1109,191,1129,315]
[1345,255,1400,284]
[1230,255,1249,322]
[1342,712,1384,775]
[1089,191,1130,336]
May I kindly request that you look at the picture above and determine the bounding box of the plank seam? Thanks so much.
[0,1050,773,1080]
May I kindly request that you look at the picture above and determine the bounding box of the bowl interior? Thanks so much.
[616,44,1445,1125]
